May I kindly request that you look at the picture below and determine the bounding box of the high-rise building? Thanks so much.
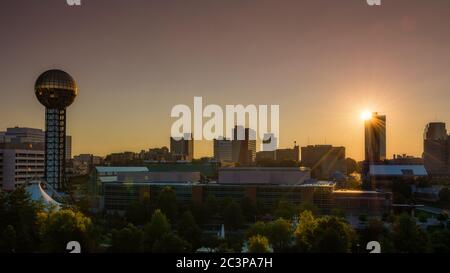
[365,112,386,162]
[423,122,449,177]
[0,127,45,144]
[301,145,346,179]
[214,138,233,162]
[35,70,78,191]
[232,126,257,166]
[0,143,45,191]
[170,133,194,161]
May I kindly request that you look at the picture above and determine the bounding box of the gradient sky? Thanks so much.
[1,0,450,160]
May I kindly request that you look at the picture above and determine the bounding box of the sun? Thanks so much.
[360,110,372,121]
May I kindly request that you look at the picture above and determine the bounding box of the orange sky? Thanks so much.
[1,0,450,160]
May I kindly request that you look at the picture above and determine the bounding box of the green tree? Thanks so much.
[429,229,450,253]
[417,212,428,223]
[294,210,317,252]
[439,187,450,206]
[392,213,428,253]
[143,209,171,251]
[298,202,319,216]
[125,195,153,225]
[225,234,245,253]
[223,201,245,231]
[190,202,208,226]
[178,211,202,250]
[296,213,355,253]
[345,158,358,175]
[4,186,43,252]
[273,199,297,220]
[246,221,268,239]
[346,175,361,190]
[0,225,17,253]
[359,214,368,223]
[311,216,356,253]
[38,208,96,252]
[73,195,93,216]
[105,211,128,230]
[216,240,234,253]
[0,191,8,227]
[392,181,412,203]
[204,195,220,216]
[241,197,257,222]
[267,218,293,252]
[248,235,270,253]
[152,232,190,253]
[359,219,393,253]
[256,199,268,216]
[111,223,143,252]
[199,234,222,251]
[156,187,178,222]
[331,209,346,219]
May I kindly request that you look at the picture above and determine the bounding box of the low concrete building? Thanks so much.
[90,166,149,195]
[218,167,311,185]
[92,166,391,217]
[368,164,428,188]
[116,171,200,184]
[333,190,392,217]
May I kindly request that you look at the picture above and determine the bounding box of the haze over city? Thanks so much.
[1,0,450,160]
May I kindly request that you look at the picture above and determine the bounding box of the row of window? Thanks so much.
[15,154,44,158]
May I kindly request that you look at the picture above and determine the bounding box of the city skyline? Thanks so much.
[2,0,450,160]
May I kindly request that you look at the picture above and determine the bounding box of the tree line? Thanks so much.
[1,186,450,253]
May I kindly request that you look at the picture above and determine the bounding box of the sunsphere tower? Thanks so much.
[35,70,78,191]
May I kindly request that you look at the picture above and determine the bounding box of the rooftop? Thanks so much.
[334,189,380,194]
[220,167,310,172]
[99,176,119,183]
[95,166,149,173]
[369,165,428,176]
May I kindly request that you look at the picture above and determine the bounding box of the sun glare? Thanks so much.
[360,111,372,121]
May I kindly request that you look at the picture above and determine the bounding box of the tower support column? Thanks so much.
[45,108,67,191]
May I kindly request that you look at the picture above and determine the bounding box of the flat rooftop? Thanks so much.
[220,167,310,171]
[369,165,427,176]
[95,166,149,173]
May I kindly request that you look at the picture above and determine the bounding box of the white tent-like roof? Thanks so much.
[26,181,61,210]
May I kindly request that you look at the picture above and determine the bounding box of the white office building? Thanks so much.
[0,143,45,191]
